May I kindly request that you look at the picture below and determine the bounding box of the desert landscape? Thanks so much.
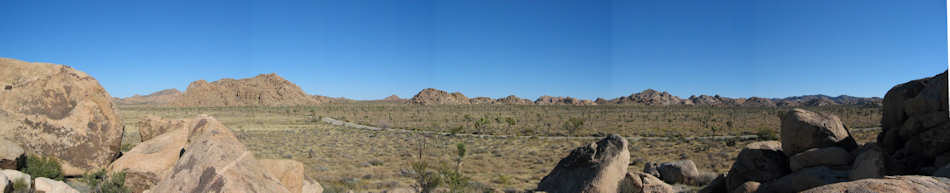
[1,1,948,193]
[0,56,946,193]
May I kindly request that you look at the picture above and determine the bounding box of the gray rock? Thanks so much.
[1,170,29,191]
[788,146,852,172]
[0,140,23,170]
[538,134,630,193]
[850,144,885,180]
[878,71,950,175]
[780,108,857,157]
[34,177,79,193]
[725,141,789,192]
[760,166,848,193]
[619,172,673,193]
[657,160,699,185]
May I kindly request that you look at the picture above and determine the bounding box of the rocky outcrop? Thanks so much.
[148,115,290,193]
[109,116,191,193]
[0,58,124,176]
[780,108,857,156]
[535,96,595,105]
[614,89,686,106]
[408,88,470,105]
[878,71,949,175]
[495,95,533,105]
[379,95,408,103]
[469,97,493,104]
[724,141,789,192]
[740,97,776,107]
[801,175,950,193]
[35,177,79,193]
[537,134,630,193]
[760,166,848,193]
[172,73,318,107]
[115,89,182,105]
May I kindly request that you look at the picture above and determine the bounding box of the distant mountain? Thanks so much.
[171,73,320,107]
[115,89,182,105]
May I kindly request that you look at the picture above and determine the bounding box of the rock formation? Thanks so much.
[0,58,124,176]
[614,89,687,106]
[109,116,192,193]
[802,175,950,193]
[147,115,291,193]
[379,94,408,103]
[494,95,533,105]
[115,89,182,105]
[408,88,471,105]
[878,70,949,175]
[780,108,857,156]
[537,134,631,193]
[172,73,318,107]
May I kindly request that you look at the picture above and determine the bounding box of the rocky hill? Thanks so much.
[408,88,471,105]
[115,88,182,105]
[378,94,408,103]
[611,89,689,105]
[171,73,319,107]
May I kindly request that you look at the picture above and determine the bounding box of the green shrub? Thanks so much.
[11,178,28,193]
[80,169,130,193]
[410,162,442,193]
[23,155,63,181]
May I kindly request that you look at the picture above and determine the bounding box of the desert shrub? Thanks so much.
[439,167,469,193]
[11,178,27,193]
[757,128,779,140]
[23,155,63,181]
[410,162,442,193]
[80,169,130,193]
[120,143,135,152]
[563,117,585,136]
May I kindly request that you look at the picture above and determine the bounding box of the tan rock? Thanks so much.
[136,115,188,142]
[0,139,23,170]
[802,175,950,193]
[0,58,123,176]
[108,117,191,193]
[619,171,673,193]
[260,159,305,193]
[780,108,857,157]
[537,134,630,193]
[172,73,318,107]
[730,181,759,193]
[788,146,853,172]
[148,115,290,193]
[408,88,470,105]
[34,177,79,193]
[724,141,789,192]
[1,170,29,191]
[301,179,324,193]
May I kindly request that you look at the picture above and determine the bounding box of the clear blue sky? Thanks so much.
[1,0,946,100]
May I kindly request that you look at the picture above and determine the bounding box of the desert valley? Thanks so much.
[0,57,947,193]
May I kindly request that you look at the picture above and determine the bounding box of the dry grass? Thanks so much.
[116,103,881,192]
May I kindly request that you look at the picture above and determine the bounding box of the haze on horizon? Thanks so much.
[1,0,946,100]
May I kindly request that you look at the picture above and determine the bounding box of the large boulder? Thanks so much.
[537,134,630,193]
[697,174,726,193]
[34,177,79,193]
[136,115,188,142]
[801,175,950,193]
[301,179,324,193]
[618,172,673,193]
[0,139,23,170]
[878,71,950,175]
[760,166,848,193]
[147,115,290,193]
[656,160,699,185]
[408,88,471,105]
[260,159,305,193]
[850,144,885,180]
[788,146,853,172]
[724,141,789,192]
[780,108,857,157]
[0,58,124,176]
[108,117,191,193]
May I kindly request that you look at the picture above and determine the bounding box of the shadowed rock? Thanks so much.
[724,141,789,192]
[537,134,630,193]
[619,171,673,193]
[801,175,950,193]
[878,71,950,175]
[780,108,857,157]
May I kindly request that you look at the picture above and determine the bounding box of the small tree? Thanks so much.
[455,143,466,174]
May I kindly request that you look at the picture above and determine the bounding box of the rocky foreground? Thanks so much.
[533,71,949,193]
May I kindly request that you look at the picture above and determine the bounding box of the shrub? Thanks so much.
[410,162,442,193]
[11,178,27,193]
[757,128,779,140]
[23,155,63,181]
[80,169,130,193]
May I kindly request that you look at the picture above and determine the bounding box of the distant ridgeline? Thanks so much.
[115,73,881,107]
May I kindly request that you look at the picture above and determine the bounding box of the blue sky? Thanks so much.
[0,0,946,100]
